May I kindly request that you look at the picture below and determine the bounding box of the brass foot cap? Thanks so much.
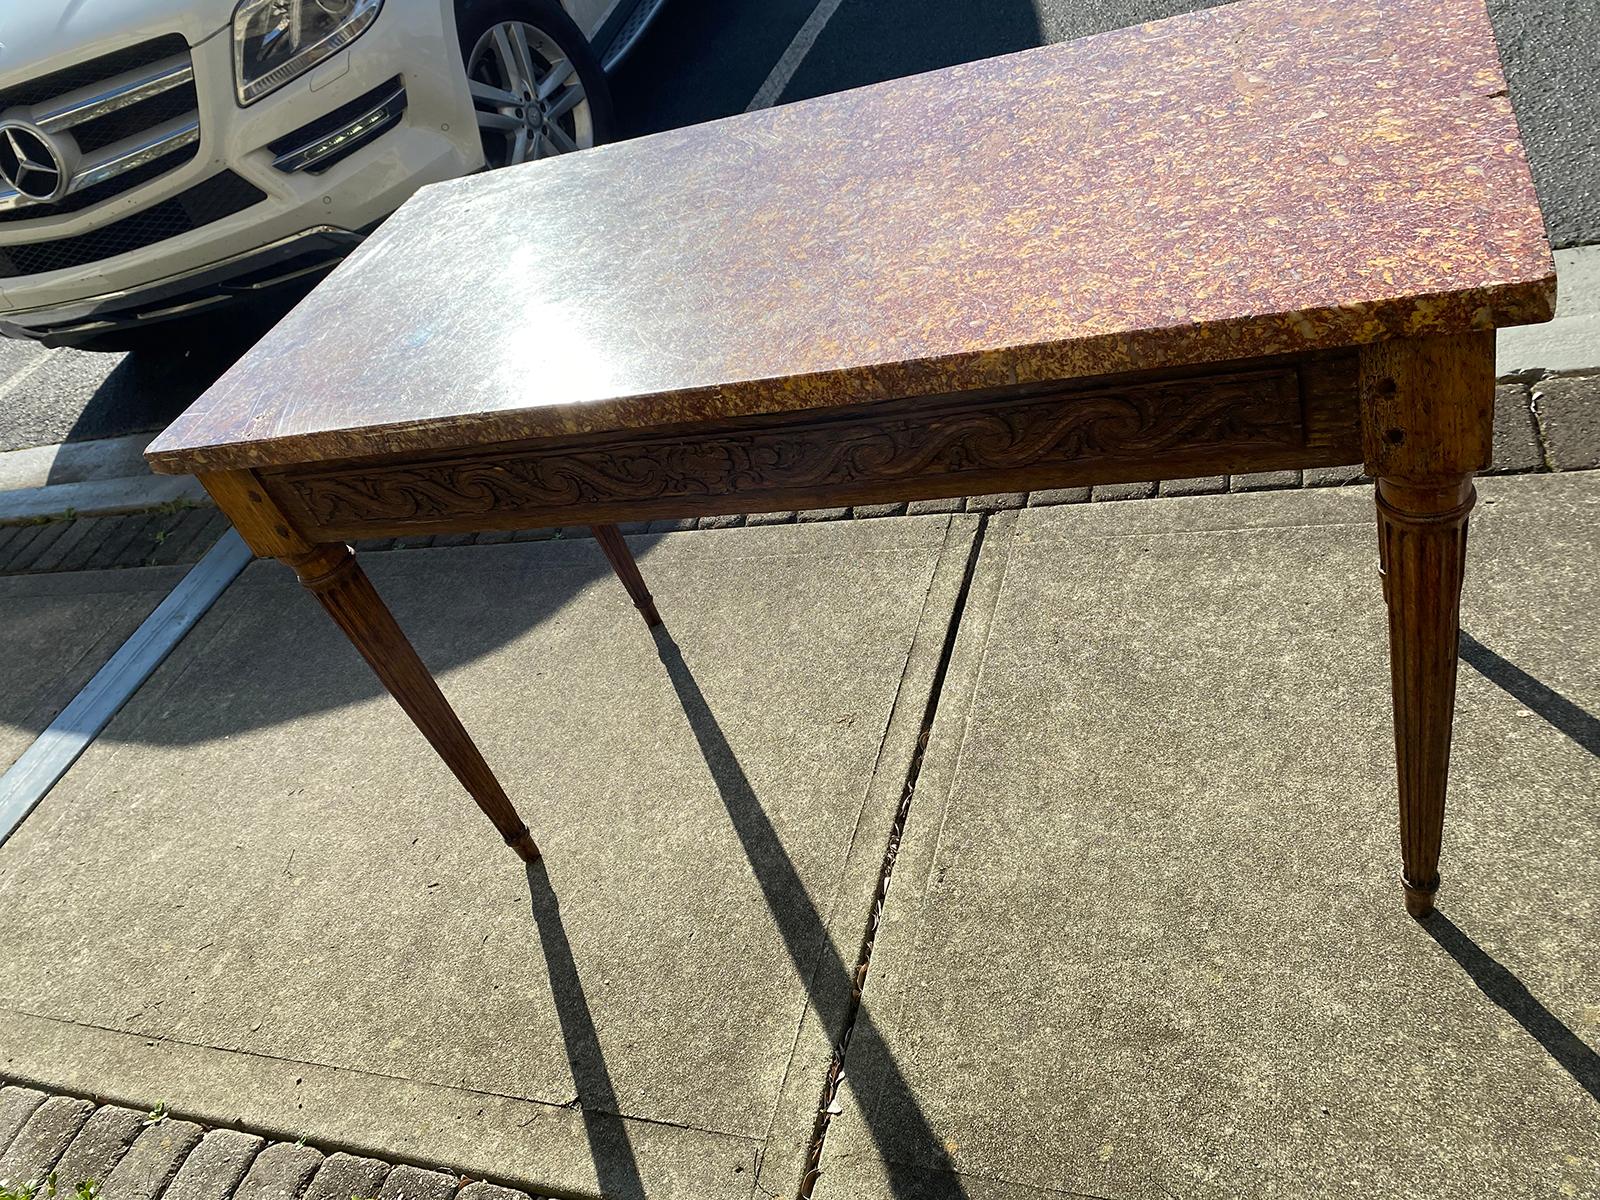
[1402,876,1438,920]
[508,830,542,864]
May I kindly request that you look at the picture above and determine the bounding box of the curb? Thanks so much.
[0,476,208,525]
[1496,246,1600,378]
[0,433,210,525]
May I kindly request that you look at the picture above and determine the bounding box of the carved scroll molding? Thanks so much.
[282,367,1308,530]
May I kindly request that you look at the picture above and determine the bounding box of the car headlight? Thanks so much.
[232,0,384,105]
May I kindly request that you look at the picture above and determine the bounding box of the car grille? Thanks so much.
[0,172,267,279]
[0,35,201,225]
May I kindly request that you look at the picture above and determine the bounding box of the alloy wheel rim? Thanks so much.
[468,20,593,166]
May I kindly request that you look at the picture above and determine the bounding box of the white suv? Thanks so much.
[0,0,658,351]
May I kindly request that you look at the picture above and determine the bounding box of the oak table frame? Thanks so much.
[147,0,1554,918]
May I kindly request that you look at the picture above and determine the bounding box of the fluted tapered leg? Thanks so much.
[592,523,660,627]
[1359,331,1494,917]
[283,543,540,863]
[1374,478,1473,918]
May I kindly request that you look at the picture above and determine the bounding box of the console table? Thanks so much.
[147,0,1553,918]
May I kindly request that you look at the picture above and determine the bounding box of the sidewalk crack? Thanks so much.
[797,514,988,1199]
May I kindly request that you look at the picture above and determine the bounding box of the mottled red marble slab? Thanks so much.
[148,0,1552,474]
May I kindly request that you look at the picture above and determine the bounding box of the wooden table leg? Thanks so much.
[592,524,661,627]
[199,470,539,863]
[1360,332,1494,918]
[1374,478,1473,917]
[283,544,540,862]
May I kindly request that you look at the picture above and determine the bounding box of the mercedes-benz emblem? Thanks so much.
[0,122,69,203]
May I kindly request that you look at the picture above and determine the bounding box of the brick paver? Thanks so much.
[906,496,965,514]
[53,516,129,573]
[1533,374,1600,470]
[1302,462,1366,487]
[0,1084,557,1200]
[27,519,100,573]
[51,1105,145,1190]
[851,502,907,518]
[454,1184,529,1200]
[373,1166,457,1200]
[0,523,49,570]
[300,1153,388,1200]
[0,1088,47,1159]
[1230,470,1301,491]
[1488,382,1542,473]
[146,510,223,566]
[1025,487,1090,506]
[1091,481,1156,501]
[103,1120,204,1200]
[0,523,29,560]
[163,1131,263,1200]
[232,1143,322,1200]
[963,492,1028,512]
[1157,476,1227,497]
[0,1096,93,1184]
[7,521,72,572]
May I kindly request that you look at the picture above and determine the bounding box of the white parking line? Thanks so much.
[0,528,252,847]
[0,347,58,406]
[746,0,849,111]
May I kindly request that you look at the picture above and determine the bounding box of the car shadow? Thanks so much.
[768,0,1048,106]
[610,0,1049,139]
[43,290,308,476]
[64,528,638,746]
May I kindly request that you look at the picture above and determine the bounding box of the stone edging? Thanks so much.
[0,1084,546,1200]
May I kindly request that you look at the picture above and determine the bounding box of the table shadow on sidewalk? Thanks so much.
[653,625,966,1200]
[1459,630,1599,757]
[1425,911,1600,1104]
[526,861,648,1200]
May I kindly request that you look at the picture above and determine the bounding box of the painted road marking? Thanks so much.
[747,0,849,110]
[0,528,252,846]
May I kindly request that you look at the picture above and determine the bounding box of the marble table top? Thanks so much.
[147,0,1552,475]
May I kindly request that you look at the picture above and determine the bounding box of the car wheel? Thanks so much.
[457,0,614,167]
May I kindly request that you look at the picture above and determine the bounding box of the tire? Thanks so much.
[456,0,615,168]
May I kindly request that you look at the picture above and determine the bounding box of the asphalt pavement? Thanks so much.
[0,0,1594,455]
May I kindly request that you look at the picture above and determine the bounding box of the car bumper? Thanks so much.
[0,0,482,339]
[0,225,366,346]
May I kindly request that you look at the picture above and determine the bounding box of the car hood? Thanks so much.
[0,0,233,93]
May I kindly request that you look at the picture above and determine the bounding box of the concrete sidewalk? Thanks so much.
[0,515,978,1200]
[1,478,1596,1200]
[819,472,1599,1199]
